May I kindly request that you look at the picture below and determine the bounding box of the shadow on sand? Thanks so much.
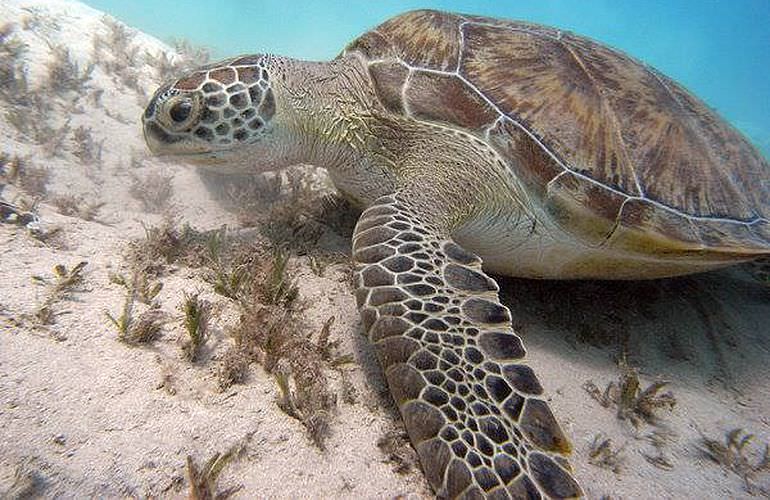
[497,264,770,392]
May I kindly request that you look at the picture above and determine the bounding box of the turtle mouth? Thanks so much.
[144,121,213,157]
[151,147,229,165]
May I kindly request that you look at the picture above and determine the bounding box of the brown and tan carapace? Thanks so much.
[346,11,769,276]
[145,9,769,499]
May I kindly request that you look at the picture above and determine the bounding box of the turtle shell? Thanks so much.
[344,10,770,256]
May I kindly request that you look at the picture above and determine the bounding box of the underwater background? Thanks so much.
[82,0,770,157]
[1,2,769,497]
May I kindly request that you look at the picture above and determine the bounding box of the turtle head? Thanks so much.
[143,55,282,172]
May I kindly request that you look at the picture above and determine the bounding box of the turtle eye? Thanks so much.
[160,95,200,130]
[169,100,192,123]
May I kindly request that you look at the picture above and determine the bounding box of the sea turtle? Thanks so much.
[142,10,769,498]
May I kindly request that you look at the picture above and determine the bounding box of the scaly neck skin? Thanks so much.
[290,59,366,165]
[268,54,397,206]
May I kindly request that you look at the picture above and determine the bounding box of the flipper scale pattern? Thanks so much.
[353,194,582,499]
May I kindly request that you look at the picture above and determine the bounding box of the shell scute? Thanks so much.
[486,118,562,198]
[460,22,642,196]
[544,172,626,245]
[348,9,769,252]
[407,70,497,131]
[613,199,703,252]
[368,61,408,113]
[374,10,462,71]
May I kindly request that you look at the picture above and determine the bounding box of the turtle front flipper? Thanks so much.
[353,194,582,499]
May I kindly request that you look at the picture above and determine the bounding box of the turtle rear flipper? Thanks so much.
[353,194,582,499]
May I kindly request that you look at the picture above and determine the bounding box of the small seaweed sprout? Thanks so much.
[145,38,211,84]
[377,428,418,474]
[587,434,625,474]
[204,227,249,301]
[105,287,133,337]
[32,261,88,324]
[87,88,104,108]
[106,272,165,344]
[21,7,61,33]
[216,346,250,391]
[115,271,163,305]
[700,429,770,493]
[316,315,354,367]
[107,298,164,344]
[0,152,15,183]
[186,449,242,500]
[268,316,349,450]
[261,248,298,306]
[274,368,301,420]
[307,253,325,277]
[41,120,71,158]
[205,225,227,262]
[1,154,51,199]
[146,38,212,84]
[172,38,211,68]
[129,171,174,213]
[127,218,217,277]
[639,427,677,471]
[50,193,104,221]
[101,16,137,62]
[273,362,332,451]
[180,292,212,362]
[129,309,165,343]
[583,362,676,427]
[0,23,28,101]
[143,279,163,303]
[144,50,178,83]
[45,45,93,95]
[222,243,338,449]
[616,374,675,426]
[71,125,104,165]
[210,261,249,301]
[0,29,58,145]
[4,97,56,145]
[48,262,87,292]
[0,23,26,59]
[93,16,144,95]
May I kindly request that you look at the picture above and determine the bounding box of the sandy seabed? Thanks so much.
[0,1,769,498]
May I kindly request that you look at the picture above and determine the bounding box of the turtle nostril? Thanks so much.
[169,100,192,123]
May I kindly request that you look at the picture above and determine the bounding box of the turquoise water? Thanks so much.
[85,0,770,156]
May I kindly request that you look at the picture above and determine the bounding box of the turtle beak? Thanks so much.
[143,120,228,166]
[143,121,169,156]
[143,119,203,157]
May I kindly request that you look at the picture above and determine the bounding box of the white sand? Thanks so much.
[0,1,768,498]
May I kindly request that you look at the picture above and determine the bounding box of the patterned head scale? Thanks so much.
[143,55,276,154]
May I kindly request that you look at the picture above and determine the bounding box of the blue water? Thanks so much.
[85,0,770,156]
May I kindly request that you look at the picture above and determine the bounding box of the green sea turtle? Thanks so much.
[142,10,769,498]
